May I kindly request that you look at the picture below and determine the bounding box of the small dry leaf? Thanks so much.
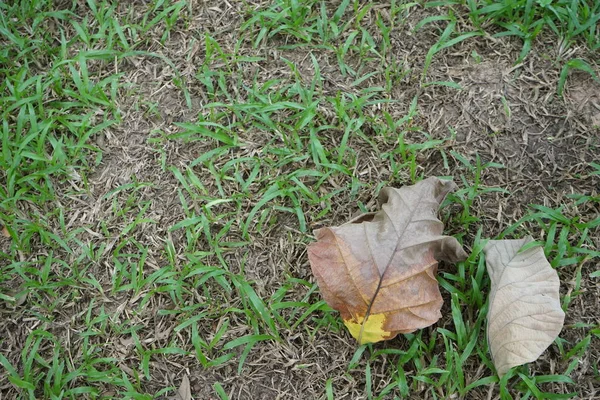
[484,237,565,377]
[14,290,28,307]
[308,177,468,344]
[177,375,192,400]
[1,225,9,238]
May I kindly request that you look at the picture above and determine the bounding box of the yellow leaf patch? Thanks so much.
[344,313,391,345]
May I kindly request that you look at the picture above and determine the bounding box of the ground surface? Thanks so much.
[1,1,599,399]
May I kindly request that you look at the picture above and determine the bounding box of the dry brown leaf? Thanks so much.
[177,375,192,400]
[484,237,565,377]
[1,225,9,238]
[308,177,468,344]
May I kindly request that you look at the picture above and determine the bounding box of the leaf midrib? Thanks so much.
[358,186,428,343]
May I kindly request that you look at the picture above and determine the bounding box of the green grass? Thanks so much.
[426,0,600,93]
[428,0,600,57]
[1,0,599,399]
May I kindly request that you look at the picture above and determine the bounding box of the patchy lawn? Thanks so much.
[1,0,599,399]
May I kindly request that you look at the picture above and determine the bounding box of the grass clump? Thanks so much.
[425,0,600,57]
[426,0,600,94]
[468,0,600,54]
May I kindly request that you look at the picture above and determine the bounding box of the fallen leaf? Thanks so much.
[484,237,565,377]
[1,225,9,238]
[308,177,468,344]
[178,375,192,400]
